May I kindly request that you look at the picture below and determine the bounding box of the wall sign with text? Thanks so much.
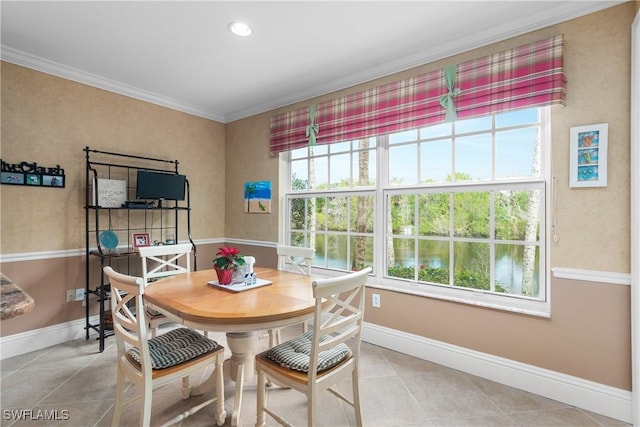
[0,159,65,188]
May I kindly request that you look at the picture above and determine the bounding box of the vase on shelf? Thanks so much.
[214,267,234,285]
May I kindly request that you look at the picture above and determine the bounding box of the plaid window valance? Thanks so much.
[270,35,565,155]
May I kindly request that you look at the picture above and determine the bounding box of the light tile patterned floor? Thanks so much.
[0,325,629,426]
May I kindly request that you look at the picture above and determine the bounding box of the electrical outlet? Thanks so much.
[66,290,75,302]
[75,288,85,301]
[372,293,381,308]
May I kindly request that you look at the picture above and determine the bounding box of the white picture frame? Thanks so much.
[569,123,608,188]
[95,178,127,207]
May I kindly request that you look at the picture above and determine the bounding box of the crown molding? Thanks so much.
[0,46,225,123]
[1,1,623,124]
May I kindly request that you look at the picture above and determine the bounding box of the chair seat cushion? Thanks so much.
[266,331,350,373]
[128,328,220,369]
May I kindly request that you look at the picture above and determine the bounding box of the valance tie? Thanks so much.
[305,104,319,146]
[439,64,461,122]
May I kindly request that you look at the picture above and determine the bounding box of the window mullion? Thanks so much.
[449,192,455,286]
[377,135,389,278]
[490,190,496,292]
[413,194,419,281]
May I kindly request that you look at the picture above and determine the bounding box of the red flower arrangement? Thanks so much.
[214,247,246,270]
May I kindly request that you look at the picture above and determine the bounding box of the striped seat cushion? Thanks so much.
[128,328,220,369]
[266,331,350,373]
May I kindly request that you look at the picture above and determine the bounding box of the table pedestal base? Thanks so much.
[226,331,255,426]
[188,331,256,426]
[227,331,255,382]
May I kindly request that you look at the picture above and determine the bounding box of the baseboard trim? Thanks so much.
[0,316,98,360]
[362,322,632,424]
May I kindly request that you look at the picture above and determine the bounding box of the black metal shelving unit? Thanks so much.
[84,147,195,352]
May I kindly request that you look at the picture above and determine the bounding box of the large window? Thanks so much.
[283,107,549,314]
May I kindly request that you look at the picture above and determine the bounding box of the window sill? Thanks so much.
[308,267,551,318]
[367,282,551,318]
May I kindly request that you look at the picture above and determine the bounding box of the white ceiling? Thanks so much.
[1,1,622,123]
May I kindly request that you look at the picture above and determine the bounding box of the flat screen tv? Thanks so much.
[136,170,186,201]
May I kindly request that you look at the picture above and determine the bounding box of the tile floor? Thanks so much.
[0,325,630,427]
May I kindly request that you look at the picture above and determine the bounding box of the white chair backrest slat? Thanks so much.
[104,267,150,371]
[309,267,371,379]
[276,245,314,275]
[138,243,193,283]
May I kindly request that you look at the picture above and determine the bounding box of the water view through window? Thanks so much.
[287,107,546,302]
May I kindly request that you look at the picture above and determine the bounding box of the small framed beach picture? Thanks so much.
[132,232,151,248]
[569,123,608,188]
[244,181,271,213]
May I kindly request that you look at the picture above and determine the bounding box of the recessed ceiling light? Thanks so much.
[228,21,252,37]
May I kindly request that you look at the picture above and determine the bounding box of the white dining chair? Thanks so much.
[138,243,193,337]
[104,266,226,427]
[255,267,371,427]
[277,244,314,276]
[266,245,315,347]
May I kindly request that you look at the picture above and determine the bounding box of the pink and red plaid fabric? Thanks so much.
[270,35,565,155]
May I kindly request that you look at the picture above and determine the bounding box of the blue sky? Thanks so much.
[291,107,540,188]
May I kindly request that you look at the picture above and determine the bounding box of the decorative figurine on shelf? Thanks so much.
[213,247,245,285]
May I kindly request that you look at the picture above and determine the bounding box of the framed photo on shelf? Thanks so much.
[132,232,150,249]
[569,123,608,188]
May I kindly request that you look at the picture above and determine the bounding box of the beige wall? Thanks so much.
[0,62,226,335]
[225,3,634,390]
[1,62,227,251]
[0,2,633,392]
[225,113,279,242]
[552,5,631,272]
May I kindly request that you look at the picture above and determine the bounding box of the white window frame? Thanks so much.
[280,108,552,317]
[283,189,376,270]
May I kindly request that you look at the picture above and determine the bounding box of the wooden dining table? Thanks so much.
[143,266,316,426]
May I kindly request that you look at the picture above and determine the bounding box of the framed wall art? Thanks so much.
[569,123,608,188]
[244,181,272,213]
